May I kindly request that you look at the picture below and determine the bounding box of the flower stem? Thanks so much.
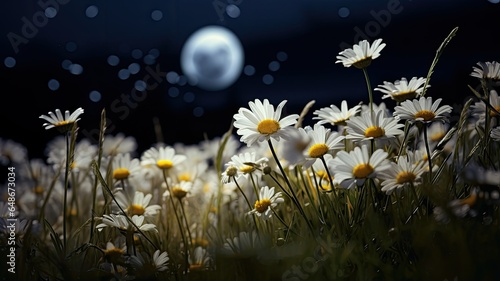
[422,124,433,180]
[362,67,374,114]
[63,132,70,253]
[267,140,315,235]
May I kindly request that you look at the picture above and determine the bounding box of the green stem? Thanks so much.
[63,132,70,253]
[267,139,315,235]
[362,67,374,114]
[422,124,433,180]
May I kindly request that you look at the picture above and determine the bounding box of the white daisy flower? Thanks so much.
[140,146,187,171]
[0,138,27,165]
[189,246,212,271]
[221,231,270,258]
[393,96,453,123]
[302,124,344,169]
[102,239,127,264]
[491,126,500,141]
[223,152,268,182]
[47,137,97,172]
[102,133,137,156]
[248,186,284,220]
[313,100,362,126]
[470,61,500,80]
[109,153,141,181]
[361,102,391,117]
[379,151,427,195]
[335,38,386,69]
[39,107,84,132]
[233,99,299,146]
[471,90,500,121]
[96,214,157,232]
[128,250,169,273]
[375,77,430,102]
[115,190,162,217]
[329,144,390,189]
[345,109,404,143]
[162,180,193,200]
[277,127,310,168]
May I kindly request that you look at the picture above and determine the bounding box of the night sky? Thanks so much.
[1,0,499,159]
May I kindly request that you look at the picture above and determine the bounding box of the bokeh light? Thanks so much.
[86,5,99,18]
[89,90,101,102]
[48,79,60,91]
[151,10,163,21]
[107,55,120,66]
[4,57,16,68]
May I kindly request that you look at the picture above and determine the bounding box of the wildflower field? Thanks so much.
[2,27,500,281]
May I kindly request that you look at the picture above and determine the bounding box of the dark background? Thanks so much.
[1,0,499,159]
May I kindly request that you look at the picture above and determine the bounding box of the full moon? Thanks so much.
[180,26,244,91]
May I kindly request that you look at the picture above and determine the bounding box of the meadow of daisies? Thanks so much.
[2,27,500,281]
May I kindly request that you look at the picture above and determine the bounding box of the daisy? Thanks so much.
[335,38,386,69]
[223,152,268,182]
[115,191,162,217]
[109,153,141,181]
[39,107,84,132]
[470,61,500,80]
[379,151,427,195]
[471,90,500,121]
[313,100,362,126]
[302,124,344,169]
[221,231,269,258]
[375,77,430,102]
[96,214,157,233]
[393,96,453,123]
[102,133,137,156]
[233,99,299,146]
[276,127,310,168]
[248,186,284,220]
[128,250,169,273]
[0,138,27,165]
[102,239,127,264]
[189,247,212,271]
[329,144,390,189]
[140,146,187,171]
[163,180,193,200]
[345,109,404,143]
[361,102,391,117]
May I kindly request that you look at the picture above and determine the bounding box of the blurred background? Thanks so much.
[1,0,499,159]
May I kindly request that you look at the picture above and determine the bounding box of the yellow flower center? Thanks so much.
[240,165,255,174]
[352,163,374,178]
[128,204,145,216]
[178,173,191,182]
[334,118,348,126]
[156,159,173,170]
[104,247,125,263]
[364,126,385,138]
[395,171,417,184]
[414,110,436,122]
[113,168,130,180]
[352,57,373,69]
[489,106,500,117]
[225,166,238,177]
[257,119,280,135]
[308,143,329,158]
[392,91,417,102]
[192,238,209,247]
[189,263,204,271]
[254,199,271,213]
[430,132,445,142]
[172,187,188,199]
[316,170,329,181]
[55,120,71,127]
